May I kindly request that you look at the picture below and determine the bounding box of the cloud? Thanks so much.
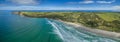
[0,5,120,11]
[67,0,116,4]
[67,0,94,4]
[97,0,115,4]
[114,6,120,9]
[112,6,120,10]
[67,2,77,4]
[79,0,94,4]
[0,6,112,10]
[0,6,45,10]
[9,0,39,5]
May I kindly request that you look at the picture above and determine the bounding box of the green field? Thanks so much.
[97,12,120,22]
[15,12,120,32]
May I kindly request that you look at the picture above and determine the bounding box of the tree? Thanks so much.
[86,21,98,27]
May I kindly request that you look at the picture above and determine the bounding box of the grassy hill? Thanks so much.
[15,12,120,32]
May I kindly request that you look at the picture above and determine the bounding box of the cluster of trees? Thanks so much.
[17,12,120,32]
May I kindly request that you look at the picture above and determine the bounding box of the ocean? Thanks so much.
[0,10,119,42]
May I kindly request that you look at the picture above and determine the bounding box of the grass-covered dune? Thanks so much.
[15,12,120,32]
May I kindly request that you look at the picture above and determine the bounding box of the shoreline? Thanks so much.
[16,11,120,38]
[59,20,120,39]
[17,12,120,32]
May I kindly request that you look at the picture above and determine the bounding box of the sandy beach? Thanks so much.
[60,21,120,39]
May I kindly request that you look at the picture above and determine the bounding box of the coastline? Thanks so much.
[59,20,120,38]
[16,11,120,38]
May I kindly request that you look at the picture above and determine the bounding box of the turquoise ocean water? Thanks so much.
[0,10,120,42]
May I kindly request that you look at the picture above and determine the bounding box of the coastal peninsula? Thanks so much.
[15,11,120,33]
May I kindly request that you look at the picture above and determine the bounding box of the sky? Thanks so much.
[0,0,120,10]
